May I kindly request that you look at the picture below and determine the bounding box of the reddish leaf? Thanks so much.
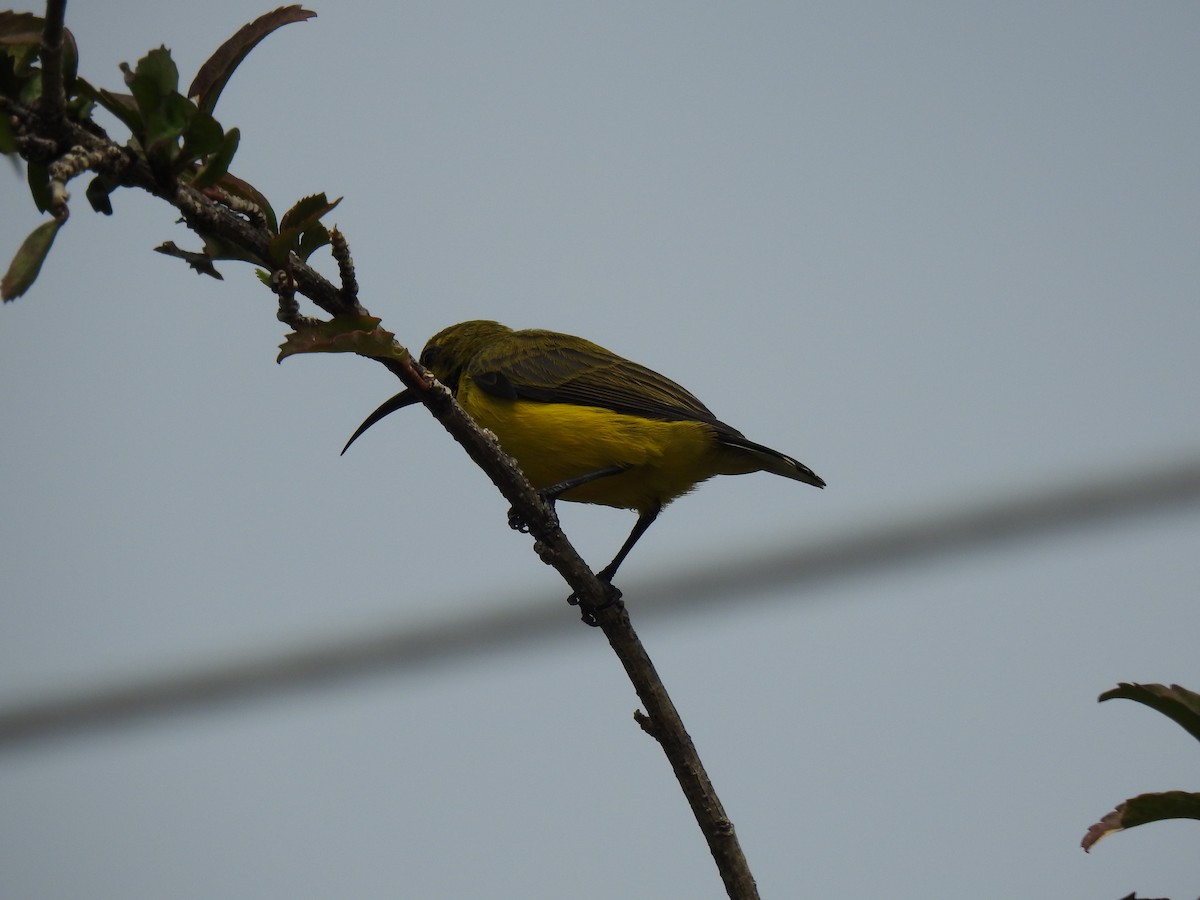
[211,171,277,232]
[85,175,115,215]
[60,26,79,88]
[2,217,64,301]
[271,193,341,264]
[154,241,225,280]
[1082,791,1200,852]
[1099,683,1200,744]
[278,192,340,232]
[0,11,42,45]
[188,6,316,115]
[90,88,144,135]
[277,317,405,363]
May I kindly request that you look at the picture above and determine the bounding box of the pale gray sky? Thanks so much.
[2,3,1199,898]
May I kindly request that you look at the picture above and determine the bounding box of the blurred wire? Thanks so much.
[2,455,1199,749]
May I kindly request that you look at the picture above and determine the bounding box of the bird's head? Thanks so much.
[340,320,513,455]
[418,320,512,393]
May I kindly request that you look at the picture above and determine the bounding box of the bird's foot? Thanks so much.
[569,582,624,627]
[507,505,530,533]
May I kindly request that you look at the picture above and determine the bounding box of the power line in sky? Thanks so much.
[2,454,1198,749]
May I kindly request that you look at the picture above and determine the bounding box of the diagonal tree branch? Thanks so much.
[2,7,761,898]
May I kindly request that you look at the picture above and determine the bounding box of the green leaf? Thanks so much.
[17,64,41,103]
[0,58,18,102]
[65,91,96,122]
[266,229,293,266]
[0,14,42,95]
[293,222,330,263]
[26,160,51,212]
[0,113,15,154]
[143,91,194,162]
[181,111,225,159]
[191,126,240,189]
[271,193,341,265]
[126,47,180,113]
[277,317,404,363]
[1082,791,1200,852]
[0,12,43,98]
[1099,683,1200,745]
[269,224,329,266]
[118,48,195,165]
[2,217,64,301]
[188,6,316,116]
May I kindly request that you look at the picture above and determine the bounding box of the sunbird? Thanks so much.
[343,321,824,604]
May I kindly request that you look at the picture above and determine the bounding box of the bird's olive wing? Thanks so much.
[467,330,735,429]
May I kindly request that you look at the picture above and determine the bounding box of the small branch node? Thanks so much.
[531,540,558,566]
[174,187,212,228]
[633,709,660,739]
[329,227,363,314]
[711,817,735,838]
[45,144,115,212]
[15,133,58,162]
[272,262,299,327]
[202,185,268,229]
[272,254,322,329]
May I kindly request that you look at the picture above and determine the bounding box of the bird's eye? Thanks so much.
[420,346,440,367]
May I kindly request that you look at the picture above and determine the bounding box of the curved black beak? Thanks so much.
[340,389,420,455]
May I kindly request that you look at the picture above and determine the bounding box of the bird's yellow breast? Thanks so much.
[457,375,725,515]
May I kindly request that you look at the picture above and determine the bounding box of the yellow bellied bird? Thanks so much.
[343,321,824,607]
